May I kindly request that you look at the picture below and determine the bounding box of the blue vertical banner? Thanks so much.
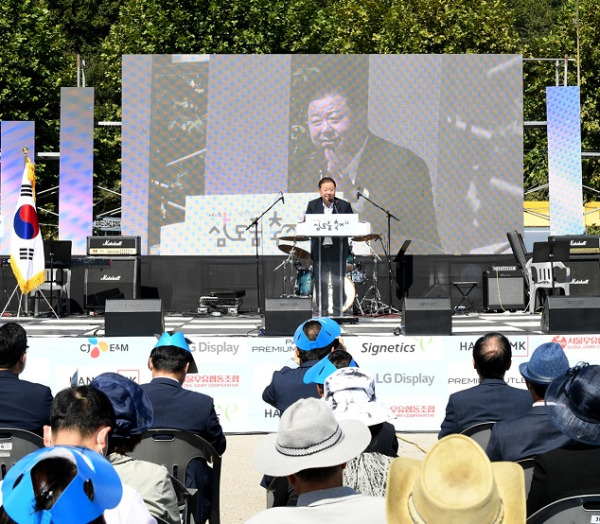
[122,55,152,254]
[59,87,94,254]
[1,121,35,254]
[546,86,584,235]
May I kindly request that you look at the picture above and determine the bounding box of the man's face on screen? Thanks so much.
[307,94,361,159]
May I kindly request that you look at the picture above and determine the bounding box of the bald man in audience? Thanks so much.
[438,332,531,438]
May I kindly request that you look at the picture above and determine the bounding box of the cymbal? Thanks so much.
[278,244,311,260]
[352,233,380,242]
[278,235,310,242]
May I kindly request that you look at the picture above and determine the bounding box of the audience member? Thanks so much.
[1,446,122,524]
[323,367,397,496]
[438,332,531,437]
[0,322,53,435]
[245,398,386,523]
[303,349,358,394]
[90,372,180,524]
[263,318,342,413]
[43,386,157,524]
[386,434,526,523]
[142,331,226,524]
[486,342,572,461]
[527,363,600,516]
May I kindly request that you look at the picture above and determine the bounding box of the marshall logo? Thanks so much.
[102,240,123,246]
[101,275,122,281]
[571,241,587,246]
[571,278,590,285]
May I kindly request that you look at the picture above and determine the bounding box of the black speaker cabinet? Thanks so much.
[84,257,141,310]
[265,297,312,336]
[402,297,452,335]
[483,270,526,310]
[104,299,164,337]
[542,296,600,334]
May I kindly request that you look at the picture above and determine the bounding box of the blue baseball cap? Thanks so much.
[2,446,123,524]
[294,317,341,351]
[154,331,198,373]
[303,352,358,384]
[90,372,154,438]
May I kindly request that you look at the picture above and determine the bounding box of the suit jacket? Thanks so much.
[486,404,574,462]
[141,377,226,523]
[305,197,353,264]
[438,378,531,438]
[527,444,600,516]
[262,361,321,414]
[291,132,440,254]
[0,370,53,436]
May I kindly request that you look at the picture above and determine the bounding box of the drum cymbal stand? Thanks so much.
[360,242,389,315]
[273,250,297,297]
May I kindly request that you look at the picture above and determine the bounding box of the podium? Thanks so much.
[296,216,370,317]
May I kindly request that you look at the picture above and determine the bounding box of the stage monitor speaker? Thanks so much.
[265,297,312,336]
[542,296,600,334]
[483,269,526,310]
[402,297,452,336]
[105,299,164,337]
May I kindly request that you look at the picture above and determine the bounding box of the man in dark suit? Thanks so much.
[290,85,440,254]
[438,332,531,438]
[527,364,600,516]
[305,177,353,317]
[141,331,226,524]
[486,342,573,462]
[0,322,52,436]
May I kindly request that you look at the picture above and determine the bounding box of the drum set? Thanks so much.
[275,233,387,315]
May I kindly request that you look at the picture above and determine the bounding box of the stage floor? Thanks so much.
[4,310,546,338]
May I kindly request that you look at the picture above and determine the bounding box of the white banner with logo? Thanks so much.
[22,333,600,434]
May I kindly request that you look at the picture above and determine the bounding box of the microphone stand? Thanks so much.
[245,193,284,314]
[358,191,399,314]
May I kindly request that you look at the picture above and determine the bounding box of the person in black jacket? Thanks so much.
[305,177,353,317]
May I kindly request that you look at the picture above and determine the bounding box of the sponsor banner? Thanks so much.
[20,333,600,433]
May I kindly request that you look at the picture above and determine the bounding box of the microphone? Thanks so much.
[279,191,285,204]
[332,197,337,213]
[357,187,362,200]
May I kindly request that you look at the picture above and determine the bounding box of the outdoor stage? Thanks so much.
[7,309,548,338]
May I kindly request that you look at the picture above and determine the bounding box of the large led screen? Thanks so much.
[122,54,523,256]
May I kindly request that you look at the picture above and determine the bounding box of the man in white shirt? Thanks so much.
[43,385,157,524]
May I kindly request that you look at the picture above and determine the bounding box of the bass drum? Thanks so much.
[343,276,356,312]
[294,268,313,297]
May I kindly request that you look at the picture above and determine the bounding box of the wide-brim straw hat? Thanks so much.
[386,434,526,524]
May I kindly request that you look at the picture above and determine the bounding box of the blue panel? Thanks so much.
[59,87,94,254]
[547,86,584,235]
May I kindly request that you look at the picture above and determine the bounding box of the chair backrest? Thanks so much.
[460,422,495,450]
[527,494,600,524]
[0,428,44,479]
[507,230,529,271]
[44,268,71,285]
[131,428,222,524]
[516,457,536,496]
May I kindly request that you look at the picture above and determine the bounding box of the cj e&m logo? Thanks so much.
[80,338,129,359]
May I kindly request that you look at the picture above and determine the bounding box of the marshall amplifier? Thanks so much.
[87,236,141,256]
[549,235,600,256]
[565,260,600,296]
[84,257,141,310]
[483,268,526,310]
